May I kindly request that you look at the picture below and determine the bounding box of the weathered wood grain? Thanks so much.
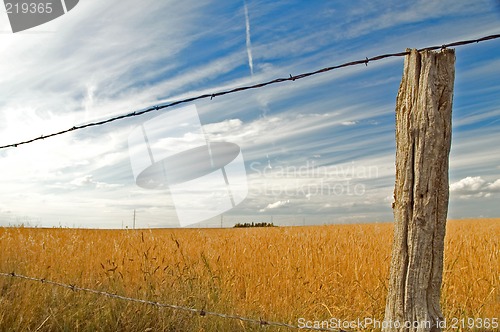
[384,48,455,332]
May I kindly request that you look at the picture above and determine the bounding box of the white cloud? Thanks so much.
[450,176,486,192]
[450,176,500,199]
[70,175,95,187]
[341,121,357,126]
[259,200,290,212]
[70,175,124,189]
[203,119,243,137]
[487,179,500,191]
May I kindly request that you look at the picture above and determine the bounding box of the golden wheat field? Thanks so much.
[0,219,498,331]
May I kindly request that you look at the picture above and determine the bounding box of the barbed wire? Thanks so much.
[0,271,345,332]
[0,33,499,150]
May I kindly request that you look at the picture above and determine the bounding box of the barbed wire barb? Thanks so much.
[0,33,499,150]
[0,271,344,331]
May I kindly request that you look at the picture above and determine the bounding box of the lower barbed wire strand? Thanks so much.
[0,271,344,332]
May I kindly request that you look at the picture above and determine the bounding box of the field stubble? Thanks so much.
[0,219,498,331]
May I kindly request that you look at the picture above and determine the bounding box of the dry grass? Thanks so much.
[0,219,498,331]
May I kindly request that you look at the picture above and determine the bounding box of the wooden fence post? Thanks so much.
[383,48,455,332]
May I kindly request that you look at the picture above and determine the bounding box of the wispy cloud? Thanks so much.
[1,0,499,227]
[338,0,492,40]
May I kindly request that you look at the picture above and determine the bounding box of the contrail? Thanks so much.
[244,0,254,76]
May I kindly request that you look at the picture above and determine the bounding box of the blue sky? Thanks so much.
[0,0,499,228]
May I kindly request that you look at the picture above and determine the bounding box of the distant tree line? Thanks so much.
[233,222,276,228]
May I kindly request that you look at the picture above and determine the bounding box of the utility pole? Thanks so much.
[133,209,136,230]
